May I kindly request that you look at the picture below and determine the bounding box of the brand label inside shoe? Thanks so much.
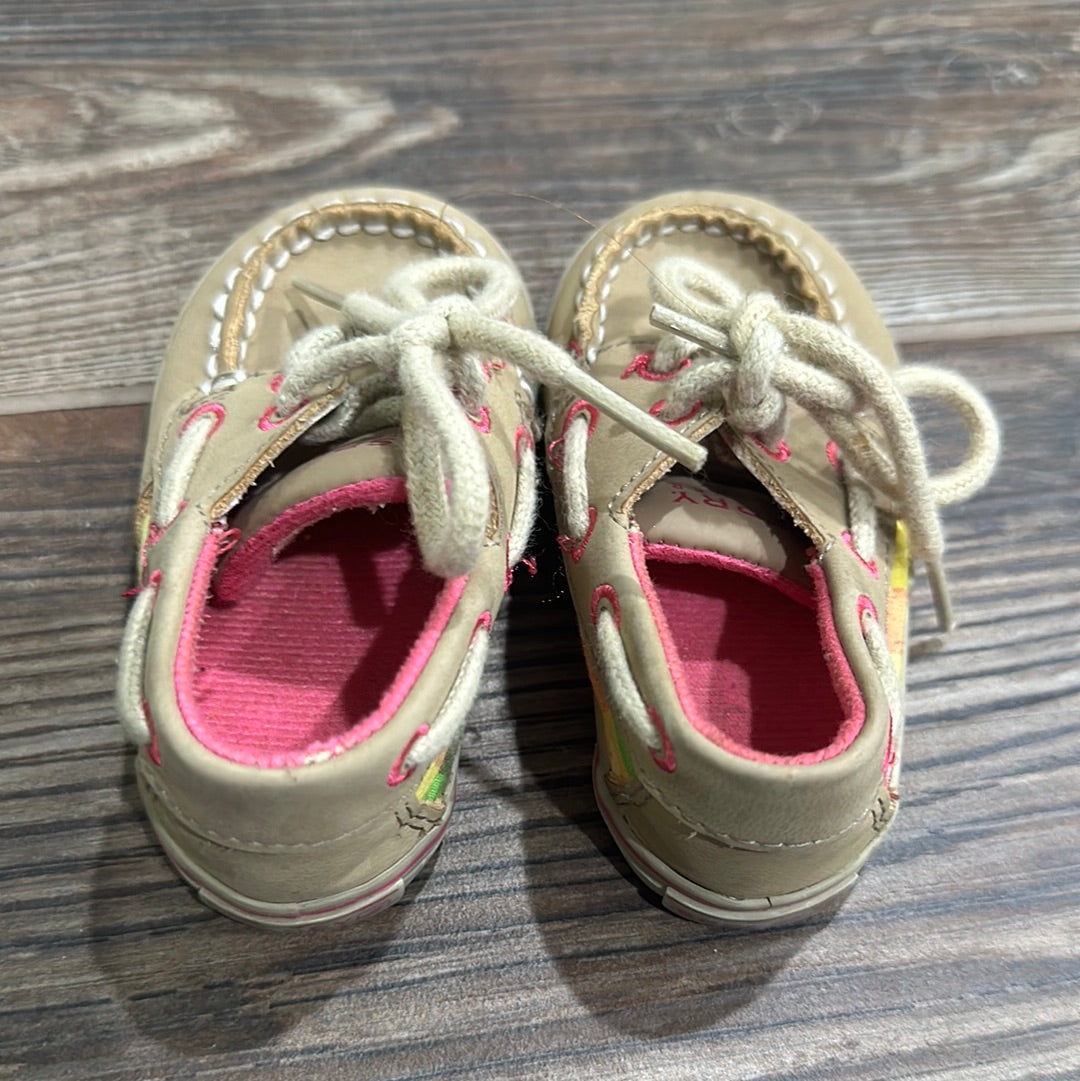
[634,477,811,583]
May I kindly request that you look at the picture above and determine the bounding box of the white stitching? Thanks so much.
[576,209,840,366]
[203,197,487,385]
[636,770,878,851]
[140,767,406,851]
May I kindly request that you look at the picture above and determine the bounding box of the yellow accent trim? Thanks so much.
[584,646,635,783]
[415,750,449,803]
[885,520,910,675]
[596,697,634,785]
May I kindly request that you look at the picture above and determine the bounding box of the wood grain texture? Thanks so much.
[0,0,1078,410]
[1,2,1078,1079]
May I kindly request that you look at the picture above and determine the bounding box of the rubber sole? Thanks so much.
[593,751,873,928]
[139,767,451,928]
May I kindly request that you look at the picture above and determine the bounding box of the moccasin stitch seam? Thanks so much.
[140,767,402,851]
[634,770,883,850]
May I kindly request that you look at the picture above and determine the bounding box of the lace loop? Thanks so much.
[278,256,706,579]
[648,256,1000,630]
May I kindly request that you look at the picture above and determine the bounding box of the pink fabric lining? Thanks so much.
[214,477,407,602]
[806,562,867,758]
[175,488,465,768]
[630,533,864,764]
[642,542,814,609]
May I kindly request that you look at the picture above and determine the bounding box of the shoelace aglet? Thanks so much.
[649,303,730,355]
[926,558,955,633]
[556,360,707,472]
[291,278,346,311]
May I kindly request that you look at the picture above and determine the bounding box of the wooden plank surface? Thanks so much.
[1,0,1079,411]
[1,2,1078,1079]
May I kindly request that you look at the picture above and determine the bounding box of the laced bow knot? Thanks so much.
[647,255,1000,630]
[652,260,791,448]
[274,255,706,581]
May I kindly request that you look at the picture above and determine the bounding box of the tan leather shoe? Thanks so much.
[116,189,546,926]
[545,191,999,925]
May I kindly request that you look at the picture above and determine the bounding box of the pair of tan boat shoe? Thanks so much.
[117,188,999,927]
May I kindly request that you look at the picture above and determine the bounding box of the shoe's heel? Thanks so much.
[138,760,452,928]
[592,738,875,928]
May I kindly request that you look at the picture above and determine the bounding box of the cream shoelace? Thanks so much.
[278,256,705,579]
[647,255,1000,630]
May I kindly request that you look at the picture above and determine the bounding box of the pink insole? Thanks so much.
[646,558,846,758]
[190,506,442,761]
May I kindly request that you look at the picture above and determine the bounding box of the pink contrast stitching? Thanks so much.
[547,400,599,470]
[856,594,897,783]
[648,398,702,426]
[142,699,162,766]
[751,435,791,462]
[514,424,534,463]
[621,351,690,383]
[468,406,491,434]
[557,505,596,563]
[825,440,841,472]
[181,402,226,437]
[590,583,620,628]
[387,725,430,787]
[843,532,880,578]
[258,399,306,431]
[138,522,165,583]
[259,375,306,431]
